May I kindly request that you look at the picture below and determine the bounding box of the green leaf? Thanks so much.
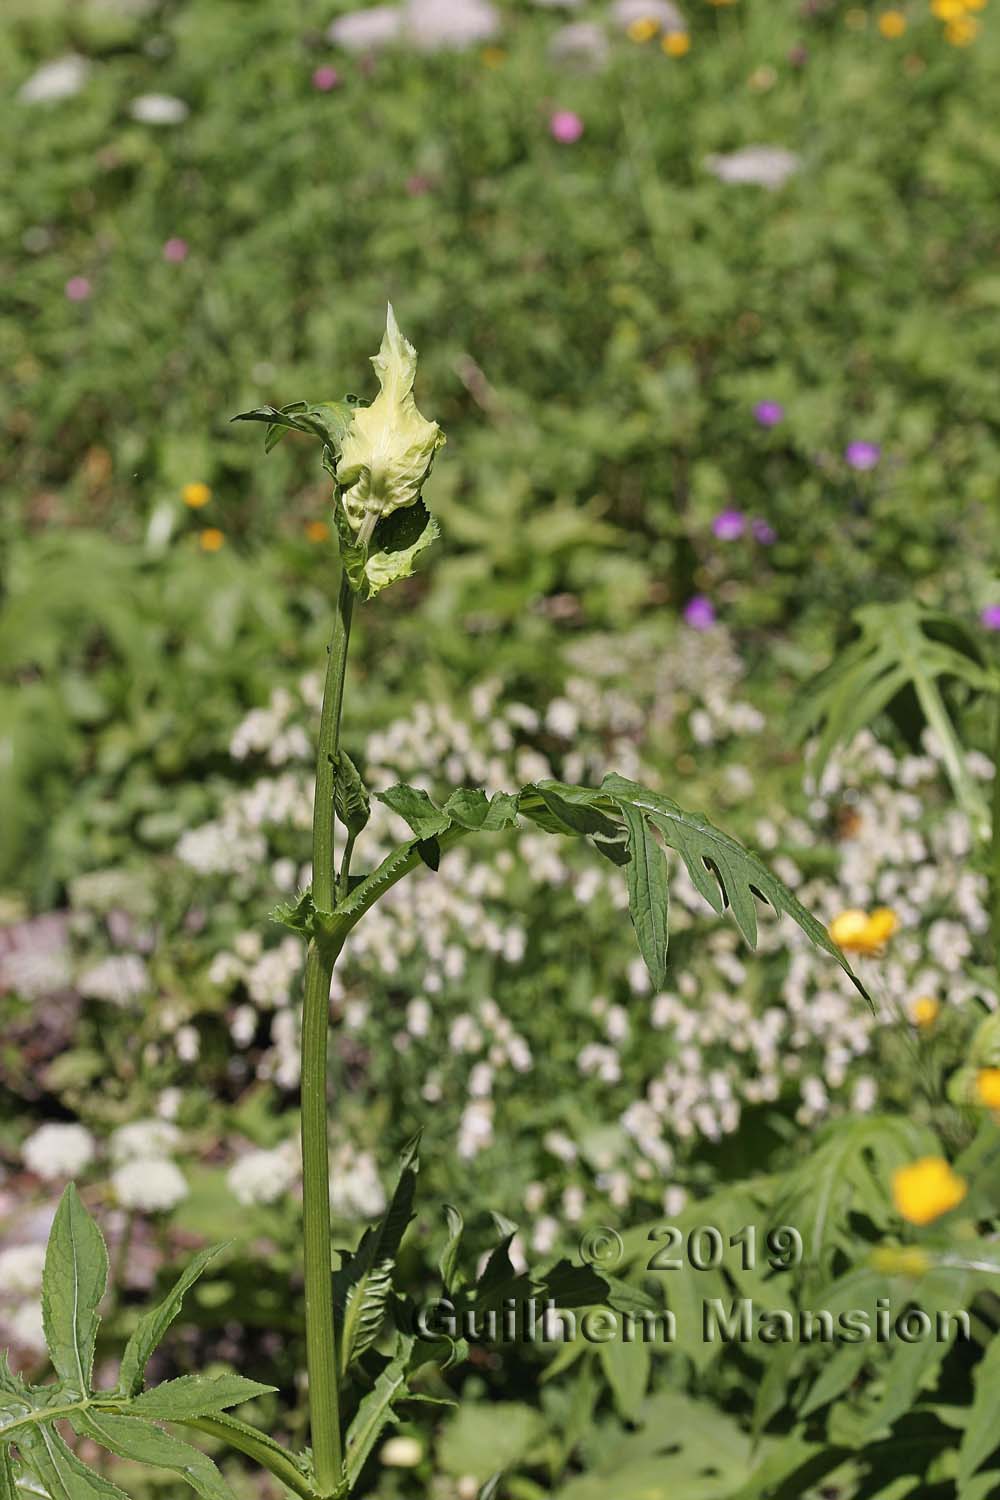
[333,752,370,835]
[375,784,450,841]
[525,783,619,840]
[478,1477,503,1500]
[794,601,993,838]
[41,1185,109,1397]
[231,398,356,456]
[181,1415,313,1500]
[335,1135,419,1375]
[618,800,669,990]
[343,1340,413,1490]
[75,1412,234,1500]
[958,1324,1000,1485]
[439,1204,465,1291]
[601,773,867,999]
[131,1374,276,1422]
[18,1427,127,1500]
[118,1245,225,1397]
[598,1337,651,1421]
[0,1450,17,1500]
[270,887,316,936]
[363,500,440,598]
[442,789,519,831]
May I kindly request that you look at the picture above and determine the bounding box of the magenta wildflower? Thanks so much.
[712,508,745,541]
[980,606,1000,631]
[550,109,584,144]
[684,595,716,630]
[312,65,341,91]
[65,276,92,302]
[162,237,188,263]
[753,400,784,427]
[752,518,777,544]
[845,440,881,471]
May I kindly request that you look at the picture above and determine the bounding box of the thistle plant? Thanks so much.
[1,309,863,1500]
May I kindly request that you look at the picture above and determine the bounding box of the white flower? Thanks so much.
[0,1245,46,1295]
[79,954,149,1005]
[1,948,72,998]
[112,1158,188,1212]
[23,1123,96,1181]
[228,1144,299,1206]
[381,1436,423,1467]
[705,147,801,189]
[327,6,403,51]
[110,1120,181,1163]
[405,0,500,49]
[18,55,90,105]
[128,94,189,125]
[611,0,685,30]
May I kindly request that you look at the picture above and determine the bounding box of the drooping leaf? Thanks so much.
[131,1374,276,1422]
[442,789,519,832]
[118,1245,226,1397]
[617,800,669,990]
[75,1412,234,1500]
[41,1185,109,1396]
[601,774,867,997]
[334,1135,420,1374]
[230,398,357,456]
[333,751,370,836]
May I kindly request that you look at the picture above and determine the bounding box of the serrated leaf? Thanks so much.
[41,1185,108,1397]
[333,752,370,835]
[270,887,316,936]
[131,1374,276,1422]
[0,1451,17,1500]
[795,601,993,837]
[618,800,669,990]
[601,774,867,999]
[335,1135,420,1375]
[343,1340,412,1490]
[376,784,449,841]
[118,1246,225,1397]
[442,789,518,832]
[75,1412,234,1500]
[19,1427,127,1500]
[957,1326,1000,1484]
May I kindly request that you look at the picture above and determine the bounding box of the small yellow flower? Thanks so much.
[627,16,659,42]
[829,907,899,955]
[182,481,212,509]
[871,1245,930,1276]
[892,1157,967,1226]
[975,1068,1000,1109]
[931,0,965,17]
[480,46,505,66]
[662,30,691,55]
[199,528,225,552]
[910,995,940,1029]
[964,0,985,9]
[305,520,331,543]
[946,14,978,40]
[879,9,907,35]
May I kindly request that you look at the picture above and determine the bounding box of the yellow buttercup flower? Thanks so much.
[663,30,691,55]
[305,520,330,543]
[892,1157,967,1226]
[871,1245,930,1276]
[627,16,659,42]
[879,9,907,35]
[829,907,899,955]
[910,995,940,1029]
[182,481,212,509]
[946,15,978,40]
[964,0,986,9]
[931,0,965,16]
[199,528,225,552]
[975,1068,1000,1109]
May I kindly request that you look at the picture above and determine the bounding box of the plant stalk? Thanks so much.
[992,697,1000,988]
[301,571,355,1495]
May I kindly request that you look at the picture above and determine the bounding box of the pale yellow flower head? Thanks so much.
[338,304,445,540]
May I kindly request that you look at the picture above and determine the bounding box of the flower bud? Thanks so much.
[338,304,445,540]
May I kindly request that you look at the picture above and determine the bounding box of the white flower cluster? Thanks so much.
[0,1244,47,1356]
[228,1141,300,1207]
[109,1117,188,1213]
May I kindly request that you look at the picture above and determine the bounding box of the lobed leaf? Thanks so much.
[131,1374,276,1422]
[75,1412,234,1500]
[18,1426,127,1500]
[343,1339,413,1491]
[118,1245,226,1397]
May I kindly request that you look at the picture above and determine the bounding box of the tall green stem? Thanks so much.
[992,697,1000,989]
[301,572,355,1496]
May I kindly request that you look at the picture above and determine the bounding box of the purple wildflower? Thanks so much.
[845,440,881,471]
[550,110,584,144]
[163,237,188,263]
[980,606,1000,631]
[753,400,784,427]
[683,595,716,630]
[312,65,341,91]
[752,518,777,544]
[712,508,746,541]
[65,276,92,302]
